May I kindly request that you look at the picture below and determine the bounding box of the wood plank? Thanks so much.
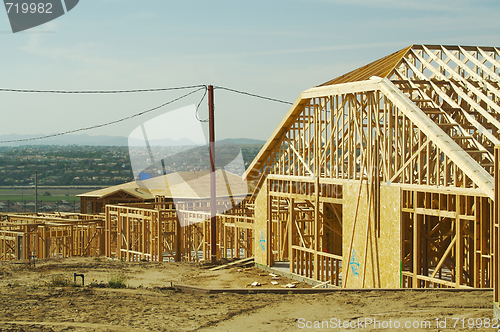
[208,257,255,271]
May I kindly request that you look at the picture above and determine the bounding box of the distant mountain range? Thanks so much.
[217,138,266,146]
[0,133,265,147]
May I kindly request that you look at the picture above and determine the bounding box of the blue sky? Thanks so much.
[1,0,500,142]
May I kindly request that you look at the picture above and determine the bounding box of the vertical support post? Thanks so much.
[267,185,273,266]
[413,191,419,288]
[223,216,227,258]
[289,198,294,273]
[474,196,481,288]
[16,235,22,260]
[175,218,181,262]
[42,226,46,258]
[494,146,499,304]
[141,213,145,260]
[456,195,463,286]
[116,209,121,260]
[313,99,320,280]
[105,206,109,257]
[209,85,217,263]
[126,210,130,262]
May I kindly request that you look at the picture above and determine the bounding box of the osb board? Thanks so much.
[378,185,402,288]
[254,180,268,265]
[343,182,401,288]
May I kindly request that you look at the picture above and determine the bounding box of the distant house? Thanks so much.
[77,170,250,214]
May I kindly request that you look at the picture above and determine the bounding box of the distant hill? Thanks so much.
[128,137,201,147]
[218,138,265,146]
[0,134,265,147]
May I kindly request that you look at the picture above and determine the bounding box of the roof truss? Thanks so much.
[245,45,500,200]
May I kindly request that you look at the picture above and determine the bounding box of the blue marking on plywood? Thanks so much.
[259,231,266,250]
[350,249,360,276]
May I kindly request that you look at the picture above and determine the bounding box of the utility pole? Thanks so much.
[35,170,38,214]
[209,85,217,263]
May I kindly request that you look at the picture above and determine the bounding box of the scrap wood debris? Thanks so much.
[247,281,268,287]
[207,257,255,271]
[282,283,296,288]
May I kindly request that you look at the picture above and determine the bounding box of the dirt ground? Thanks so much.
[0,257,495,331]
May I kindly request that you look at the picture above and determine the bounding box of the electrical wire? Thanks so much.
[0,84,293,104]
[0,85,206,94]
[0,84,293,143]
[195,85,209,122]
[214,86,293,105]
[0,87,205,144]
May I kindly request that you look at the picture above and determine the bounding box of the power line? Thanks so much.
[195,86,209,122]
[214,86,293,105]
[0,84,293,143]
[0,85,206,94]
[0,87,205,144]
[0,84,293,104]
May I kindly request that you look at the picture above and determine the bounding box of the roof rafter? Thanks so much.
[246,45,500,200]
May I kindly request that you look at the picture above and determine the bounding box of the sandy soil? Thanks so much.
[0,257,494,331]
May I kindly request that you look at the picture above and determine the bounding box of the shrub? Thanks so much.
[46,275,79,287]
[108,275,127,289]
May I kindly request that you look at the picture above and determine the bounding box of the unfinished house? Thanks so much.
[78,170,249,214]
[0,212,105,261]
[95,169,252,262]
[4,45,500,312]
[1,170,253,263]
[78,182,154,215]
[243,45,500,295]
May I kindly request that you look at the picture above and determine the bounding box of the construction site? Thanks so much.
[2,44,500,319]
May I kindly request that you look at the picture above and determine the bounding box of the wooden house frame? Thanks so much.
[0,212,104,260]
[243,45,500,296]
[104,197,254,263]
[5,44,500,315]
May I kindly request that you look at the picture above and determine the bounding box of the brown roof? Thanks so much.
[78,170,250,200]
[318,45,412,86]
[76,182,154,200]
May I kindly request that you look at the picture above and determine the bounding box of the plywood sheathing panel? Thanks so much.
[379,185,402,288]
[343,183,401,288]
